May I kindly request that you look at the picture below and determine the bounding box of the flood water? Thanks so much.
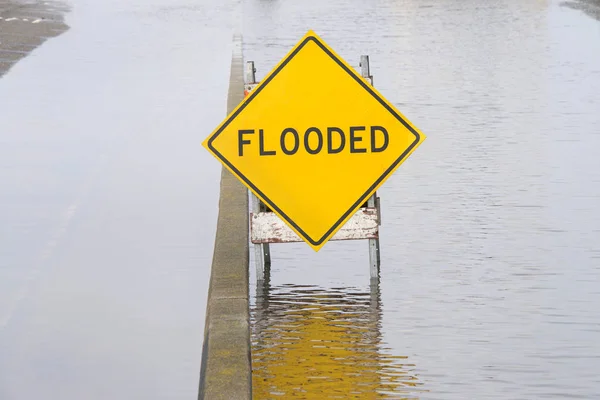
[1,0,234,398]
[1,0,599,398]
[247,0,600,398]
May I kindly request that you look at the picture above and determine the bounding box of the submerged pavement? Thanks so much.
[0,0,237,398]
[563,0,600,20]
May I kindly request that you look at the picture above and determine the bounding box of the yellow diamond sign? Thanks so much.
[203,31,426,251]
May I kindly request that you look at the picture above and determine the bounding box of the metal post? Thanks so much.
[360,55,381,279]
[245,61,256,93]
[263,244,271,266]
[260,202,272,267]
[369,277,380,313]
[246,61,271,279]
[252,194,265,280]
[246,61,265,280]
[360,55,373,85]
[367,195,380,279]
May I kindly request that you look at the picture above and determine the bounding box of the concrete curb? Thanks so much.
[198,34,251,400]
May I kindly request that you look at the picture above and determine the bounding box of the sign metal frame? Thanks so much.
[204,31,423,249]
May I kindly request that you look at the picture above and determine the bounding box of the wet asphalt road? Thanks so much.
[0,0,68,77]
[1,0,235,398]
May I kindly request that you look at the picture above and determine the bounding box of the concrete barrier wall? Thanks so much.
[198,35,252,400]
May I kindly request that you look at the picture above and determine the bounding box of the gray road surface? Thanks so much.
[0,0,68,77]
[1,0,237,399]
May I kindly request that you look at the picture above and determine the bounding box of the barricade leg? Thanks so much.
[367,193,380,279]
[252,192,265,280]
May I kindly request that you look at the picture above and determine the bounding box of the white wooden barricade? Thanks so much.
[244,57,382,281]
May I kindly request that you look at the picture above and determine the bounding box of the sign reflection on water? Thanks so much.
[251,280,424,398]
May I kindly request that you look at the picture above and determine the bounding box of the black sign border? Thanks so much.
[208,35,421,246]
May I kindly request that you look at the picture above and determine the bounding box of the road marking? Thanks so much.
[0,49,29,54]
[0,17,45,24]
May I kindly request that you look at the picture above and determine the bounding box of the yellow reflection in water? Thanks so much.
[251,281,423,399]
